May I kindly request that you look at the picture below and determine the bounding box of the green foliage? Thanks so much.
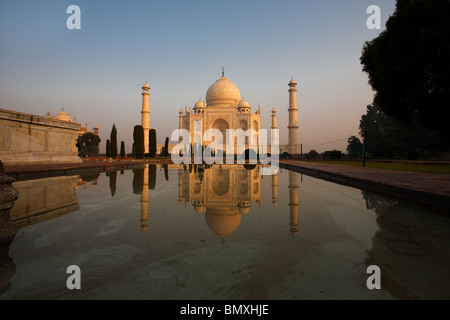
[346,136,363,157]
[308,150,318,158]
[281,152,291,159]
[76,132,101,157]
[148,129,157,158]
[133,125,145,159]
[359,104,440,158]
[131,143,136,158]
[120,141,125,158]
[110,124,118,159]
[106,139,111,158]
[360,0,450,149]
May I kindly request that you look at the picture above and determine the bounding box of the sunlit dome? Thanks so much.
[142,82,150,89]
[54,109,73,122]
[205,75,241,107]
[194,99,205,109]
[238,99,249,109]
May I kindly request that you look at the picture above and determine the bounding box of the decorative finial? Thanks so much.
[222,67,224,77]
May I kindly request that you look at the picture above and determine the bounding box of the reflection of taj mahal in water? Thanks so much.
[137,164,301,242]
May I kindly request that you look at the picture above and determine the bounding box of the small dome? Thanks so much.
[194,99,205,109]
[179,109,184,115]
[206,76,241,107]
[288,78,297,86]
[142,82,150,88]
[272,108,277,113]
[54,109,73,122]
[238,99,249,109]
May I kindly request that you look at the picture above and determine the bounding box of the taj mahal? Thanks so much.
[140,69,301,156]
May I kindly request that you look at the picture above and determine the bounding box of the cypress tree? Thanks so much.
[149,129,157,158]
[133,125,144,159]
[110,124,118,159]
[106,139,111,158]
[120,141,125,158]
[164,136,169,157]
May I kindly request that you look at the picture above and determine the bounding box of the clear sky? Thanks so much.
[0,0,396,153]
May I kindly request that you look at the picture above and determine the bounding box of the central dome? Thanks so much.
[205,76,241,107]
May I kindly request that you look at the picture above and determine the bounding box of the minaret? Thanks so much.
[271,108,278,155]
[140,164,149,231]
[141,82,150,154]
[179,109,184,142]
[287,78,300,155]
[288,171,299,237]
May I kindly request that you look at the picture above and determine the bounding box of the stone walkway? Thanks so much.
[280,160,450,212]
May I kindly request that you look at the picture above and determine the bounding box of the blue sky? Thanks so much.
[0,0,396,152]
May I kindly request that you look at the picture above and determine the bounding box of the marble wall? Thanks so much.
[0,108,81,165]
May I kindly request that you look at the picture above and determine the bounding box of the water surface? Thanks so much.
[1,164,449,299]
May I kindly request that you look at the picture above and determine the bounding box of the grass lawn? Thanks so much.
[305,160,450,174]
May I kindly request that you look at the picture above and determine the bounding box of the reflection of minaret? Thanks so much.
[288,171,299,237]
[178,169,183,205]
[272,171,278,206]
[141,82,151,154]
[140,164,149,231]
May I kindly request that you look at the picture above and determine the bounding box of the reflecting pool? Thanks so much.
[1,164,450,299]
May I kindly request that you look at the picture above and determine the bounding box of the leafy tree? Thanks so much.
[133,125,144,159]
[346,136,363,157]
[106,139,111,158]
[76,132,101,157]
[308,150,318,158]
[148,129,157,158]
[359,104,440,158]
[360,0,450,150]
[110,124,118,159]
[120,141,125,158]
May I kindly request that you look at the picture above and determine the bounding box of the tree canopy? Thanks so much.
[359,104,440,158]
[76,132,101,157]
[346,136,363,157]
[360,0,450,149]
